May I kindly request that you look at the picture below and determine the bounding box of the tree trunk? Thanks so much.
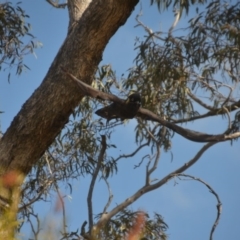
[0,0,139,186]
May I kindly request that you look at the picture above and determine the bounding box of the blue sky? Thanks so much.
[0,1,240,239]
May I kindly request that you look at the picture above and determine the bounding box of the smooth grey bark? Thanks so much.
[0,0,139,181]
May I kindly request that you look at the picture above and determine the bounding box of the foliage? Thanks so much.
[0,171,23,240]
[150,0,207,16]
[95,210,168,240]
[0,1,41,81]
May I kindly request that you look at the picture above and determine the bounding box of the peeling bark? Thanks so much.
[0,0,139,181]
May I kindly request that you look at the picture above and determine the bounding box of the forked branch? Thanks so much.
[94,141,216,228]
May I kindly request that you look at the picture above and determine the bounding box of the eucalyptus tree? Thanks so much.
[0,0,240,239]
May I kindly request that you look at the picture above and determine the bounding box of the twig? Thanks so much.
[135,12,164,41]
[146,144,160,185]
[134,154,150,169]
[45,153,68,239]
[115,141,149,162]
[135,12,153,35]
[87,135,107,231]
[176,174,222,240]
[19,187,46,211]
[28,211,41,240]
[46,0,67,8]
[102,176,113,214]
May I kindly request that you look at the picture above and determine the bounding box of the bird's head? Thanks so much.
[126,92,141,106]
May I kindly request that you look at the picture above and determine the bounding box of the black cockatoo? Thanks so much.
[95,92,141,122]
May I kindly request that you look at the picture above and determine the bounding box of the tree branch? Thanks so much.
[115,141,149,162]
[176,174,222,240]
[146,144,160,185]
[87,135,106,231]
[188,91,215,111]
[95,141,216,228]
[62,68,240,143]
[46,0,67,8]
[102,176,113,214]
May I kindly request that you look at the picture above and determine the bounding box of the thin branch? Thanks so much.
[197,77,235,103]
[19,188,45,212]
[188,91,215,111]
[134,154,150,169]
[146,144,160,185]
[28,211,41,240]
[95,142,216,228]
[176,174,222,240]
[135,12,164,41]
[115,141,149,162]
[138,108,240,142]
[171,97,240,123]
[135,12,153,36]
[169,9,181,34]
[102,176,113,214]
[87,135,107,231]
[45,154,68,239]
[20,173,56,211]
[46,0,67,8]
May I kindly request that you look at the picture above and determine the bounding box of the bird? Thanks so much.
[95,92,141,123]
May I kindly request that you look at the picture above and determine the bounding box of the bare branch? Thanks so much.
[19,189,45,212]
[188,91,215,111]
[172,98,240,123]
[176,174,222,240]
[61,67,124,104]
[102,176,113,214]
[134,154,150,169]
[95,141,216,228]
[169,9,181,34]
[46,0,67,8]
[135,12,164,41]
[27,211,41,240]
[146,144,160,185]
[135,12,153,36]
[87,135,107,231]
[115,141,149,162]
